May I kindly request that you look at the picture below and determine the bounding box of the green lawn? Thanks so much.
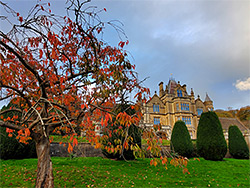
[50,135,89,143]
[1,157,249,187]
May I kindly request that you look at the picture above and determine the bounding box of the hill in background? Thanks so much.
[215,106,250,129]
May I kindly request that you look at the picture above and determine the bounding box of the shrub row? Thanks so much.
[170,111,249,160]
[1,105,248,160]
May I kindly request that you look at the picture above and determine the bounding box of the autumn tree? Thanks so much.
[0,0,150,187]
[236,106,250,129]
[0,0,191,187]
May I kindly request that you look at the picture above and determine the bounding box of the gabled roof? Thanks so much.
[219,117,249,133]
[146,93,164,105]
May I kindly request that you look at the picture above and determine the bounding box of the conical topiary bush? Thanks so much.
[170,120,194,158]
[197,111,227,161]
[228,125,249,159]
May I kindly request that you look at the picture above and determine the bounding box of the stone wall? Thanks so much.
[50,142,235,158]
[244,134,250,150]
[50,142,104,157]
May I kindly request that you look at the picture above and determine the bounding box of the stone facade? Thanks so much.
[141,77,214,139]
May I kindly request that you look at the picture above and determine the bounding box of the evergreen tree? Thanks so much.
[228,125,249,159]
[197,111,227,161]
[170,120,194,158]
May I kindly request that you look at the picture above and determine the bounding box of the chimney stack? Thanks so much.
[159,82,164,97]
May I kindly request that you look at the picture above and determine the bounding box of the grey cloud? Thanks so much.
[1,0,249,109]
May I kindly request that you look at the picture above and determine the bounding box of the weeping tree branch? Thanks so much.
[0,120,24,131]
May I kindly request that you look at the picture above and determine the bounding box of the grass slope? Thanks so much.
[1,157,249,187]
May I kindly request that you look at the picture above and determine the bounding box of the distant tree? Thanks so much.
[236,106,250,129]
[215,110,234,118]
[197,111,227,161]
[170,121,193,158]
[228,125,249,159]
[236,106,250,121]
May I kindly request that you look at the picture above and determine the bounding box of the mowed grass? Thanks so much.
[0,157,249,187]
[50,135,89,143]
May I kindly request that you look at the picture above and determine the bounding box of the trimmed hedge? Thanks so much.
[197,111,227,161]
[170,120,193,158]
[228,125,249,159]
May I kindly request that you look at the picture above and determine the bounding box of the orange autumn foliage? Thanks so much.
[0,2,188,186]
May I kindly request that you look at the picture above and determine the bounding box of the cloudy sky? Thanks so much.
[1,0,249,110]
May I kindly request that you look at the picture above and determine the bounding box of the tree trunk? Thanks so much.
[35,135,54,188]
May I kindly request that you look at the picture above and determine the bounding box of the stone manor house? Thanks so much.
[141,77,214,139]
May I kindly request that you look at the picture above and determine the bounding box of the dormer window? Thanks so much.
[177,89,183,97]
[153,104,159,112]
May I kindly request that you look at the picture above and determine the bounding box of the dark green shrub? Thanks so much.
[197,111,227,161]
[191,140,198,157]
[170,121,193,158]
[102,124,141,160]
[101,104,141,160]
[228,125,249,159]
[0,127,37,160]
[0,104,37,160]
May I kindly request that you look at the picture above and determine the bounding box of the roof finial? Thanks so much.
[169,73,174,81]
[191,88,194,96]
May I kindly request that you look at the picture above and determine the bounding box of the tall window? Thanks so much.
[182,117,191,125]
[177,89,183,97]
[154,117,160,125]
[153,104,159,112]
[176,103,179,111]
[197,108,203,116]
[181,103,189,111]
